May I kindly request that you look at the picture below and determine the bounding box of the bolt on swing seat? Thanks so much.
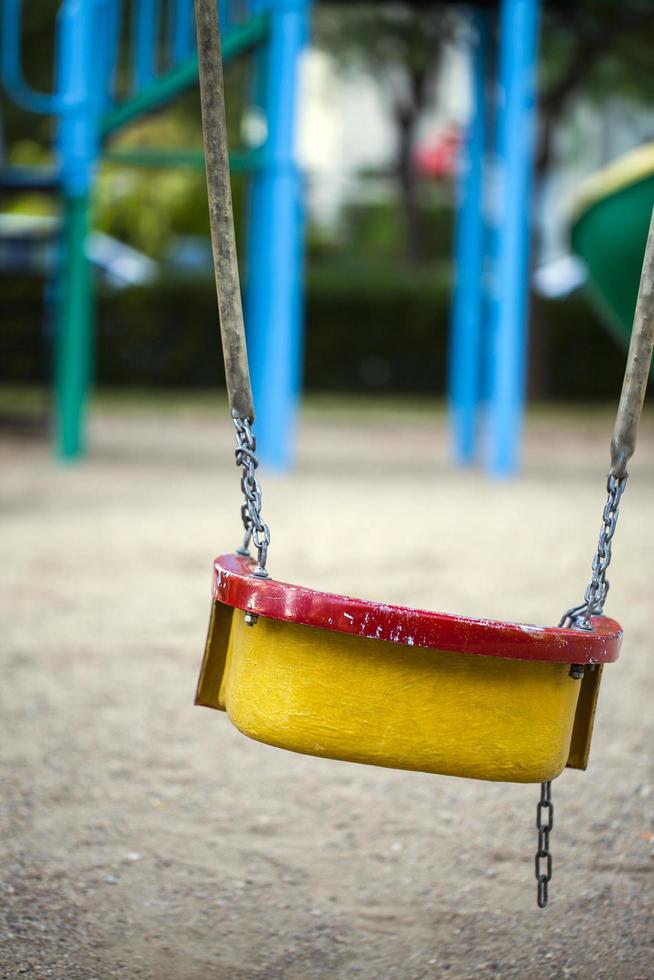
[196,554,622,784]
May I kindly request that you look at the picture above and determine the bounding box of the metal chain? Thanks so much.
[533,472,627,909]
[559,472,628,631]
[232,411,270,578]
[535,780,553,909]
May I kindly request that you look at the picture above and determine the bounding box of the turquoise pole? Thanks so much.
[54,193,94,460]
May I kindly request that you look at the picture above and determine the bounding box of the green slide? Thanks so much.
[571,141,654,348]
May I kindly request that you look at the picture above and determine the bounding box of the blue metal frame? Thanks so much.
[2,0,305,464]
[485,0,541,476]
[448,8,490,467]
[1,0,62,114]
[5,0,540,476]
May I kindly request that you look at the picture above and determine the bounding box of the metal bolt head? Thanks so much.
[569,664,584,680]
[244,612,258,627]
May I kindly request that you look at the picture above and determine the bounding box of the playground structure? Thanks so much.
[1,0,309,467]
[3,0,638,477]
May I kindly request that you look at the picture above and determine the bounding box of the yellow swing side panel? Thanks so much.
[195,600,233,709]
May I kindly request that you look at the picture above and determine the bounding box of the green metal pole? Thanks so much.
[55,192,94,460]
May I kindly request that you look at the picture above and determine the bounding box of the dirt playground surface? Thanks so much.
[1,399,653,979]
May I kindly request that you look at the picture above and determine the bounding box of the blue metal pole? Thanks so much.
[56,0,99,199]
[218,0,232,35]
[172,0,195,65]
[132,0,158,92]
[245,0,310,471]
[448,8,490,466]
[485,0,540,476]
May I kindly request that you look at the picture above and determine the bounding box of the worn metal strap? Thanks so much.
[195,0,254,421]
[610,206,654,479]
[195,0,271,576]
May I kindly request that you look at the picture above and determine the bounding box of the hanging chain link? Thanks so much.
[232,411,270,578]
[533,471,627,909]
[559,472,628,631]
[535,780,553,909]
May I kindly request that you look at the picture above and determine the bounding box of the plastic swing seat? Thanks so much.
[196,554,623,784]
[189,0,654,903]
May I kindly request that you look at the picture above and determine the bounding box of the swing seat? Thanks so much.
[196,555,622,784]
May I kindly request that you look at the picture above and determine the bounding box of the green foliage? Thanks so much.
[313,4,457,266]
[93,60,250,258]
[1,269,628,401]
[94,166,204,259]
[541,0,654,106]
[337,199,454,264]
[536,0,654,172]
[304,262,450,392]
[313,4,455,92]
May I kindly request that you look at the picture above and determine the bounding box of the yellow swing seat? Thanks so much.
[196,555,623,784]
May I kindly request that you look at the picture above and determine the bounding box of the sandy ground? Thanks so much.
[1,397,653,980]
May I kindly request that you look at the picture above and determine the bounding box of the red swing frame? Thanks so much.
[211,553,622,665]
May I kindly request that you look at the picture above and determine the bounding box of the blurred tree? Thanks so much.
[314,3,455,267]
[315,1,654,268]
[94,59,250,259]
[538,0,654,178]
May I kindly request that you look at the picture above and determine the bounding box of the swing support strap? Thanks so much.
[610,207,654,480]
[195,0,270,576]
[195,0,253,421]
